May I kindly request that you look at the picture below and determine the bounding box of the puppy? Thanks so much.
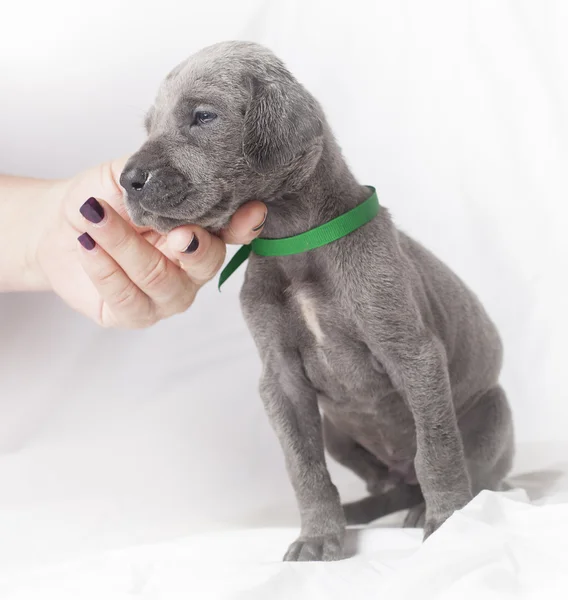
[121,41,514,561]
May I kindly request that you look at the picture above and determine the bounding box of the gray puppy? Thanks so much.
[121,41,514,561]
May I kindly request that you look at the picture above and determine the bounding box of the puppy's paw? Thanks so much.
[423,512,451,539]
[283,534,344,562]
[423,491,472,539]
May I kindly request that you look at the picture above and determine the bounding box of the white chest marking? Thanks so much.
[297,292,326,345]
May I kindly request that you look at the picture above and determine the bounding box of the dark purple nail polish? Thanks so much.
[183,234,199,254]
[80,197,105,224]
[252,211,267,232]
[78,232,96,251]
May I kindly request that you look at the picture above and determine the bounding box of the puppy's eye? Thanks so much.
[194,111,217,125]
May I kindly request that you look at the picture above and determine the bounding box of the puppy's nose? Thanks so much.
[120,167,149,192]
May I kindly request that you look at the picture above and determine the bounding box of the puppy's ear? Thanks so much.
[243,78,323,174]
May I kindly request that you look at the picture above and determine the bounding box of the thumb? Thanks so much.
[99,154,131,218]
[166,225,227,286]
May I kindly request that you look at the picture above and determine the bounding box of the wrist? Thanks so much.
[0,175,67,292]
[25,178,69,291]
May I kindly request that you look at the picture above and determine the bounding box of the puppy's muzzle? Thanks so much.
[120,140,189,218]
[120,166,149,193]
[120,143,162,201]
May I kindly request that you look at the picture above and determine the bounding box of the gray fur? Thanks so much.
[122,41,515,561]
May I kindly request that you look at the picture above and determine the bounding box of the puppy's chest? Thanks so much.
[291,291,393,399]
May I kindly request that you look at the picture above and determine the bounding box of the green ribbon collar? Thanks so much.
[218,186,379,290]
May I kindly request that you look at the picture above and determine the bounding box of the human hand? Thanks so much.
[32,157,267,327]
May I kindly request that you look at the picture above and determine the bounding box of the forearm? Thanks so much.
[0,175,57,291]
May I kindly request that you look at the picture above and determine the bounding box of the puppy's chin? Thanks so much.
[125,198,233,235]
[123,199,177,233]
[143,214,190,234]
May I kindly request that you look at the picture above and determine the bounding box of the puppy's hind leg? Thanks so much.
[323,416,423,524]
[323,416,391,495]
[343,485,424,525]
[460,384,515,494]
[403,502,426,528]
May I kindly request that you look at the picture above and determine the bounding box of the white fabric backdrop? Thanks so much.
[1,0,567,588]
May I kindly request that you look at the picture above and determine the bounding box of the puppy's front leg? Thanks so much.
[260,358,345,561]
[387,335,473,538]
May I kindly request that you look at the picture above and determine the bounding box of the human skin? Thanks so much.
[0,156,266,327]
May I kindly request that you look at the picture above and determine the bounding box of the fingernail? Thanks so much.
[252,211,267,232]
[80,197,105,224]
[78,232,96,251]
[183,234,199,254]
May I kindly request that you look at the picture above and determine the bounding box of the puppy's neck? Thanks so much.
[260,141,370,239]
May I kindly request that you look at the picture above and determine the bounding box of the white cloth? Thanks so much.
[2,478,568,599]
[1,0,567,597]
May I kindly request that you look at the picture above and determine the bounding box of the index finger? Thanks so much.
[73,197,196,311]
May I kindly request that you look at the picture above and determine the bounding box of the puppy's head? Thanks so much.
[121,41,324,232]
